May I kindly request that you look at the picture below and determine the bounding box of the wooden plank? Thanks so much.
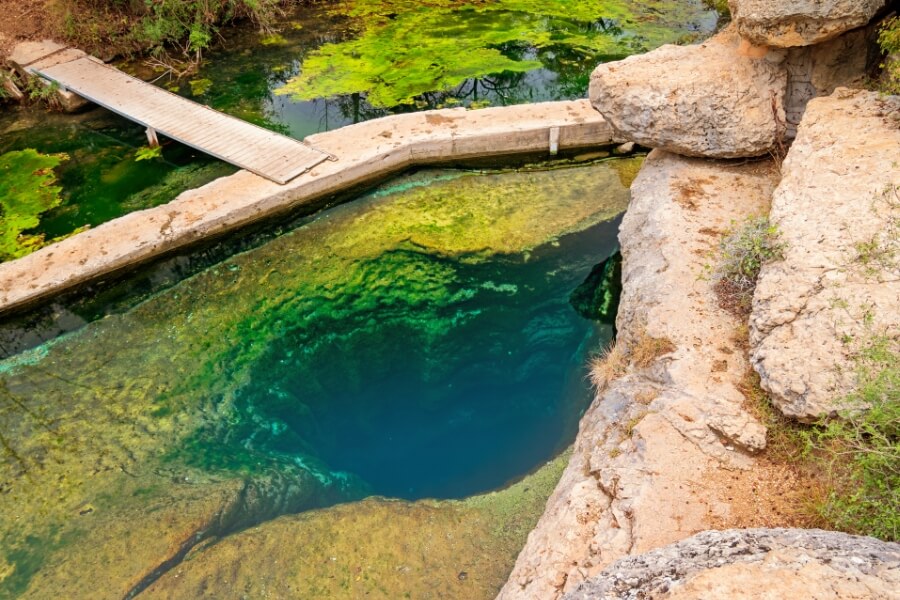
[32,55,331,184]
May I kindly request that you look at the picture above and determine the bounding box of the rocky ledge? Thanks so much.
[499,150,780,599]
[729,0,887,48]
[564,528,900,599]
[751,89,900,421]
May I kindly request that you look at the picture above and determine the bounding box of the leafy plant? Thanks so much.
[134,145,164,161]
[53,0,291,63]
[805,336,900,541]
[713,216,785,314]
[877,17,900,95]
[24,77,62,110]
[0,149,68,261]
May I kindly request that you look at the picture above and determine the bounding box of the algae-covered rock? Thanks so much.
[142,453,569,599]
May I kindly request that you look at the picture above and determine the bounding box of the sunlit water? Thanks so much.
[1,0,714,241]
[0,161,633,597]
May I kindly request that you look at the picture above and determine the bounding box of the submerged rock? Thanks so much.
[751,89,900,422]
[0,163,629,597]
[138,453,569,599]
[499,151,780,599]
[729,0,886,48]
[564,528,900,599]
[589,28,787,159]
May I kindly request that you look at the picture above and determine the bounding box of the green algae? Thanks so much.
[0,149,67,261]
[0,163,628,597]
[140,452,571,599]
[278,0,716,107]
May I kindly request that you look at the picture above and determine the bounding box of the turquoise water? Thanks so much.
[0,162,631,596]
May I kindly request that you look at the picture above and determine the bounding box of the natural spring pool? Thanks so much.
[0,159,636,597]
[0,0,720,595]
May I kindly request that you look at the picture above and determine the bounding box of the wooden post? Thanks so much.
[2,75,24,102]
[145,127,159,148]
[549,126,560,156]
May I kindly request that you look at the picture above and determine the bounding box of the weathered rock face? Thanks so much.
[782,26,874,138]
[563,528,900,600]
[750,89,900,422]
[729,0,886,48]
[498,150,781,599]
[589,28,787,159]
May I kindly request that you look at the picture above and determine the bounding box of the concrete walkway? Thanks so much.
[0,100,615,314]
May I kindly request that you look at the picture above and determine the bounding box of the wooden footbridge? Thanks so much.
[12,42,333,184]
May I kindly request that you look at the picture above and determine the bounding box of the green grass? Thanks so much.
[805,336,900,541]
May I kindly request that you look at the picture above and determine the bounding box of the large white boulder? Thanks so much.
[589,29,787,159]
[729,0,886,47]
[751,89,900,422]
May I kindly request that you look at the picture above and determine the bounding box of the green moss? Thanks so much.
[277,0,715,107]
[0,149,67,261]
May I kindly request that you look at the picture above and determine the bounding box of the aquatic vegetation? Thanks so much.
[0,110,234,250]
[0,149,67,261]
[134,145,163,161]
[0,163,627,596]
[188,77,213,96]
[278,0,716,107]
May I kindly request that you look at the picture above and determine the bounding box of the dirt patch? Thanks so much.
[0,0,53,59]
[673,176,712,210]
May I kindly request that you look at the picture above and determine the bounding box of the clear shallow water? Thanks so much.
[0,161,633,596]
[1,0,714,246]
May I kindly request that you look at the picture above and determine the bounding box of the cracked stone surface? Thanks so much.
[750,89,900,422]
[563,528,900,599]
[729,0,886,48]
[782,26,874,138]
[589,27,787,159]
[498,150,779,599]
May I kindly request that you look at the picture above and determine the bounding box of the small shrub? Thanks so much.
[714,216,785,315]
[24,78,63,110]
[805,336,900,541]
[877,17,900,96]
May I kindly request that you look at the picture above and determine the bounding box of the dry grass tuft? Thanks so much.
[589,329,676,392]
[589,341,627,392]
[631,331,676,369]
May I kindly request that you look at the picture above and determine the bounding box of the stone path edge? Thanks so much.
[0,100,615,315]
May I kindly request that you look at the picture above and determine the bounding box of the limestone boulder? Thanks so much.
[589,28,787,159]
[564,529,900,599]
[750,89,900,422]
[729,0,886,48]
